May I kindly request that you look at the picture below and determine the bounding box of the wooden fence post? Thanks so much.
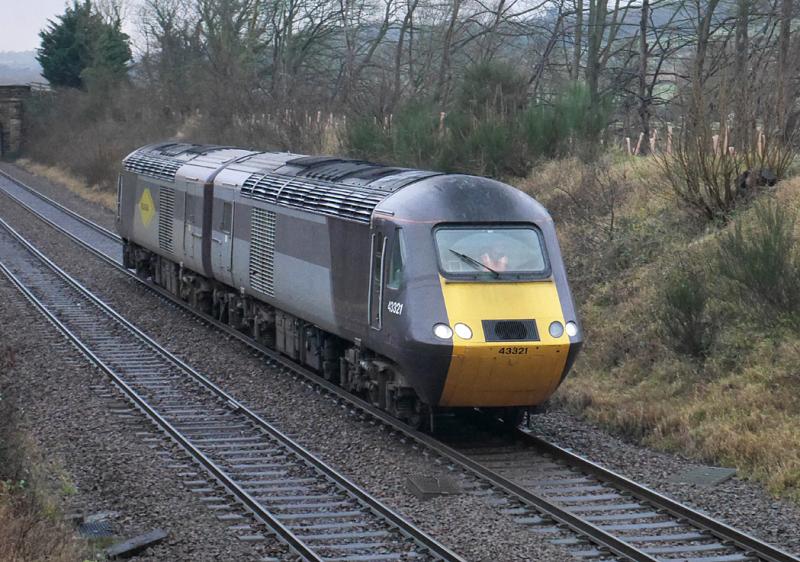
[667,125,673,155]
[634,132,644,155]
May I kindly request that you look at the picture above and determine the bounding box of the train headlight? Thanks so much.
[454,323,472,339]
[433,323,453,339]
[565,321,579,337]
[549,321,564,338]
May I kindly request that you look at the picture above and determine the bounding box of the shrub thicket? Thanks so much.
[657,132,796,222]
[717,200,800,321]
[455,61,528,118]
[523,82,608,158]
[23,81,344,189]
[657,141,744,221]
[344,76,608,178]
[24,61,610,187]
[23,84,177,186]
[658,262,715,358]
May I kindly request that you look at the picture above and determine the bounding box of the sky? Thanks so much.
[0,0,140,53]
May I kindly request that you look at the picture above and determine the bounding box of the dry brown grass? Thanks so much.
[15,158,116,211]
[524,156,800,501]
[0,490,86,562]
[0,348,88,561]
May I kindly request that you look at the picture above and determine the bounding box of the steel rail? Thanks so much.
[0,216,464,562]
[0,168,120,240]
[1,167,798,562]
[518,431,799,562]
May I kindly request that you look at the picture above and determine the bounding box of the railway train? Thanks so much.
[117,142,582,428]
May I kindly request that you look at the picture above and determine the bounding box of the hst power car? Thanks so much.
[117,142,582,428]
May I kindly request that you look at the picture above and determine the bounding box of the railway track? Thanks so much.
[1,168,798,562]
[0,216,462,562]
[443,415,800,562]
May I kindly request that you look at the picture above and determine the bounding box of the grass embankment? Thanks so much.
[520,156,800,500]
[14,158,116,211]
[0,346,87,561]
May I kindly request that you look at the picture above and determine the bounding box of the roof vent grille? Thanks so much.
[124,154,182,182]
[242,173,385,223]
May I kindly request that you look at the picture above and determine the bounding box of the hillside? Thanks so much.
[519,156,800,500]
[0,51,42,85]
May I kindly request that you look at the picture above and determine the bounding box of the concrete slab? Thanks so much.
[105,529,168,559]
[669,466,737,487]
[406,475,461,500]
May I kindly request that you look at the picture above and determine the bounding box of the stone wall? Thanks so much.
[0,85,31,156]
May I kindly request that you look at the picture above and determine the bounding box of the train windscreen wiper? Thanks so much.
[449,249,500,277]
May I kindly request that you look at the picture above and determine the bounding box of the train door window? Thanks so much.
[185,191,195,224]
[369,232,386,329]
[221,201,233,234]
[386,229,406,290]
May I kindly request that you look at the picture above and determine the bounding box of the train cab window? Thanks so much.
[221,202,233,234]
[386,229,406,290]
[434,226,549,280]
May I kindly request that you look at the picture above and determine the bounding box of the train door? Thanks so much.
[382,228,406,345]
[368,231,386,330]
[212,200,234,285]
[183,180,203,268]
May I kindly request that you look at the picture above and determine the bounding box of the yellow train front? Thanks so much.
[363,174,582,422]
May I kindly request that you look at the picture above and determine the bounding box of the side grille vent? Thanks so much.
[482,319,539,342]
[158,187,175,254]
[124,154,182,182]
[249,208,276,296]
[242,173,385,223]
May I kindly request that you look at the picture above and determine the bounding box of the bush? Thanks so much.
[656,139,744,222]
[444,110,527,177]
[343,101,525,177]
[717,201,800,321]
[344,116,390,161]
[523,82,609,159]
[743,134,796,180]
[455,61,528,118]
[391,102,443,168]
[24,83,178,188]
[658,262,715,358]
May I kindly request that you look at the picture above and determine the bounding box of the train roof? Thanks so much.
[123,142,544,225]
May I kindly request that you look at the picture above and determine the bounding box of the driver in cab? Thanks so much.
[480,247,509,272]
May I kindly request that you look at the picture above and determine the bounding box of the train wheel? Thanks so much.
[401,399,429,432]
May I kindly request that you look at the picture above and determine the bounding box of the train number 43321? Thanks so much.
[498,347,528,355]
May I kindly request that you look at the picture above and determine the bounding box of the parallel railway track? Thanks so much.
[1,168,798,562]
[0,215,463,562]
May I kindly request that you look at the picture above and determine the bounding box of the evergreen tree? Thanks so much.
[37,1,131,88]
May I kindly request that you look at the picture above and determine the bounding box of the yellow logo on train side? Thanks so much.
[139,188,155,226]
